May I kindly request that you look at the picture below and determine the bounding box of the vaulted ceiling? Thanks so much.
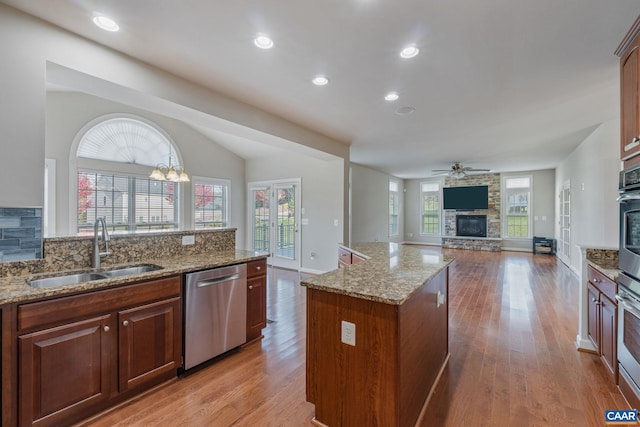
[3,0,639,178]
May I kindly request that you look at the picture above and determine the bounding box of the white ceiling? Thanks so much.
[4,0,640,178]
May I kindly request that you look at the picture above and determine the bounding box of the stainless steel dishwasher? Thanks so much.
[184,264,247,370]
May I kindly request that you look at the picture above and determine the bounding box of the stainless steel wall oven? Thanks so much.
[617,164,640,400]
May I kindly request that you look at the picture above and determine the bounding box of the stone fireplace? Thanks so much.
[456,215,487,238]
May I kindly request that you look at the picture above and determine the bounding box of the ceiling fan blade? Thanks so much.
[432,169,451,172]
[466,168,491,172]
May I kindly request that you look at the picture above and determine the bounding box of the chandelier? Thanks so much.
[150,154,189,183]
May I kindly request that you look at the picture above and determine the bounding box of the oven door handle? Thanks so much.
[616,294,640,319]
[617,193,640,203]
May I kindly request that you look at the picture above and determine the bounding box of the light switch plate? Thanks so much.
[341,321,356,346]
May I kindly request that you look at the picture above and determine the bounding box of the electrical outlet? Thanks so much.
[182,235,195,245]
[341,321,356,346]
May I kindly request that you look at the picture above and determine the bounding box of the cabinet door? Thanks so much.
[18,314,114,427]
[587,283,600,350]
[247,275,267,342]
[600,294,618,379]
[118,297,181,393]
[621,36,640,160]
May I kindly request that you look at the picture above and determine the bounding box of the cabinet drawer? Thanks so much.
[588,266,617,302]
[18,276,181,332]
[247,259,267,278]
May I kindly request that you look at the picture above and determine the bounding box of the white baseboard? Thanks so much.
[501,247,532,253]
[402,241,442,247]
[575,335,597,352]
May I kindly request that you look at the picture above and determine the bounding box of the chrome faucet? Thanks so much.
[92,217,111,268]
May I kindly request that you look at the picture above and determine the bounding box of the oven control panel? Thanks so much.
[621,165,640,191]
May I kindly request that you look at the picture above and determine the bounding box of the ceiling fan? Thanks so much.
[432,162,491,179]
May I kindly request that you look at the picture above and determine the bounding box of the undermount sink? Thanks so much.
[27,264,164,288]
[101,264,163,278]
[28,272,109,288]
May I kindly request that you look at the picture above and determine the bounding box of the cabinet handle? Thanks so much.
[592,278,600,284]
[122,320,129,326]
[249,285,254,290]
[591,298,598,302]
[103,326,110,332]
[256,266,261,271]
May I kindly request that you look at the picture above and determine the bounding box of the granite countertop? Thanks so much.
[301,242,454,305]
[0,250,267,305]
[585,248,621,282]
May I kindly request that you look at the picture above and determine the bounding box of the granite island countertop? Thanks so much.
[0,250,267,305]
[301,242,454,305]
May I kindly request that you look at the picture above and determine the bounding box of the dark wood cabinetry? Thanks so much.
[14,276,181,427]
[617,16,640,166]
[117,297,181,392]
[246,259,267,342]
[586,266,618,381]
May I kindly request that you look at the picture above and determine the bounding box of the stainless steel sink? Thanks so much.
[28,272,108,288]
[27,264,163,288]
[101,264,163,277]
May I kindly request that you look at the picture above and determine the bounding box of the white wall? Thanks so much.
[350,164,404,244]
[246,153,344,273]
[555,119,620,273]
[0,4,348,225]
[45,92,247,243]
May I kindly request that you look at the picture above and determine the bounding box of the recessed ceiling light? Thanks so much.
[254,34,274,49]
[312,76,329,86]
[400,45,419,59]
[395,106,415,115]
[385,92,399,101]
[92,14,119,32]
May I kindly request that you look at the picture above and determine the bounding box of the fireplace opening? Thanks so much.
[456,215,487,238]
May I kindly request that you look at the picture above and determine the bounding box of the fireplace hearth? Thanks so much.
[456,215,487,238]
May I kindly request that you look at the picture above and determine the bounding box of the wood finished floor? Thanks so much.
[79,249,628,426]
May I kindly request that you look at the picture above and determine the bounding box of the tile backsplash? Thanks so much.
[0,208,43,262]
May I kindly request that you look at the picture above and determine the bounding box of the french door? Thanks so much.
[558,180,571,265]
[248,179,301,270]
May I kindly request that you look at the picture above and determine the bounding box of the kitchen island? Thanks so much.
[301,242,453,427]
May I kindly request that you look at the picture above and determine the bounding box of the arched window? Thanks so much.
[73,115,181,235]
[77,117,178,166]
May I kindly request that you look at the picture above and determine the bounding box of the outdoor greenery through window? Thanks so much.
[421,182,440,235]
[77,170,178,234]
[389,180,399,236]
[504,176,531,238]
[193,178,229,228]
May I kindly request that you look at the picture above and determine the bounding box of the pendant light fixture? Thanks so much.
[150,119,190,183]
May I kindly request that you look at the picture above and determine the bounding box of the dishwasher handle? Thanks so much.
[196,274,241,288]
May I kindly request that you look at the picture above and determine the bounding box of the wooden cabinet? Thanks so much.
[586,265,618,381]
[15,276,181,427]
[18,315,115,427]
[246,259,267,342]
[118,297,181,392]
[617,16,640,165]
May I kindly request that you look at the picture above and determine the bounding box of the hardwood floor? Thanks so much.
[79,249,628,427]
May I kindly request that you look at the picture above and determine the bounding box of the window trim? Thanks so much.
[389,179,400,237]
[192,176,231,229]
[419,179,443,236]
[501,174,533,239]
